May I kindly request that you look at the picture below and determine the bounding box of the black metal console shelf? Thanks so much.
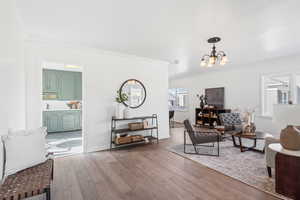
[110,114,159,150]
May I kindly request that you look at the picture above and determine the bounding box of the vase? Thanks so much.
[200,101,204,110]
[280,125,300,150]
[115,103,125,119]
[123,107,130,118]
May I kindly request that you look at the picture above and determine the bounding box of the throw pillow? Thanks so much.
[3,127,47,177]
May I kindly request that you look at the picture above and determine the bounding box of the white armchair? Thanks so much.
[265,136,280,177]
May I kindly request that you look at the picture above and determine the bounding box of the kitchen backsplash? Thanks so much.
[43,100,82,110]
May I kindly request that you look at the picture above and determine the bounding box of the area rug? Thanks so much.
[46,131,83,157]
[168,139,290,200]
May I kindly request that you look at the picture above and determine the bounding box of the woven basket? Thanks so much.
[115,136,131,144]
[131,135,144,142]
[128,122,144,130]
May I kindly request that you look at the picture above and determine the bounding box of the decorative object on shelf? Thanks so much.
[143,120,149,128]
[115,134,145,144]
[66,101,81,109]
[196,94,207,109]
[128,122,144,130]
[131,135,144,142]
[213,121,218,128]
[115,103,125,119]
[273,104,300,150]
[115,90,128,118]
[195,108,231,129]
[200,37,228,67]
[115,135,132,145]
[110,115,159,150]
[119,79,146,109]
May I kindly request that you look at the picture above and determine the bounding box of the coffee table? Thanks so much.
[232,131,271,153]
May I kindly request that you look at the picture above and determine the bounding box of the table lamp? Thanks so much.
[273,104,300,150]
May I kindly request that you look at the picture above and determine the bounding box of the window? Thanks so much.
[169,88,188,111]
[296,74,300,104]
[262,73,300,116]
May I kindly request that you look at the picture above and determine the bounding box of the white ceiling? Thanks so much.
[16,0,300,79]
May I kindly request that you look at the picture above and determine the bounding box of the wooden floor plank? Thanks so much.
[53,128,280,200]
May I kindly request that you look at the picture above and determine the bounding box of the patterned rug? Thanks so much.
[168,139,290,200]
[46,131,83,157]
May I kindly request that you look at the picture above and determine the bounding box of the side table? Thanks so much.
[269,143,300,199]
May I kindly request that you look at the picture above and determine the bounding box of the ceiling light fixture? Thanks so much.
[200,37,228,67]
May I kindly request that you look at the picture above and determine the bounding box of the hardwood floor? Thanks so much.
[52,128,280,200]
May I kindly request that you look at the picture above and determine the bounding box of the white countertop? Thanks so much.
[269,143,300,157]
[43,109,81,111]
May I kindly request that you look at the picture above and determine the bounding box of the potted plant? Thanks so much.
[197,94,207,110]
[115,90,128,118]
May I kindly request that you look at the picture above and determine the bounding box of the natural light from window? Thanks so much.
[169,88,188,111]
[262,73,300,116]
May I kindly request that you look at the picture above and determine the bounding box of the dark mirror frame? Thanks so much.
[119,79,147,109]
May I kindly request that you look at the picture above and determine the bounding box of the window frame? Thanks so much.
[261,72,299,117]
[169,88,189,112]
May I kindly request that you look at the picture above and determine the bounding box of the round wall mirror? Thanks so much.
[119,79,146,109]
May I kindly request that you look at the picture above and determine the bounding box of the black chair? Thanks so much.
[169,110,175,128]
[183,119,220,156]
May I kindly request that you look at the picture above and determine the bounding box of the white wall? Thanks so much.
[169,55,300,137]
[0,0,25,132]
[24,41,170,152]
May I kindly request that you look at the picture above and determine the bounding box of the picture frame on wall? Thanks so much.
[205,87,225,109]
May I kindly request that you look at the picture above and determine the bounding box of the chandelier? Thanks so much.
[200,37,228,67]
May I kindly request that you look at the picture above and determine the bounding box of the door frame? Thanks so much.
[40,61,86,154]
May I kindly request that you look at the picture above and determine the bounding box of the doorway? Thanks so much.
[42,62,83,157]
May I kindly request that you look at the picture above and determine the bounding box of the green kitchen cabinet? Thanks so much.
[58,71,76,100]
[43,110,82,133]
[43,111,61,133]
[61,111,81,131]
[43,69,59,93]
[43,69,82,100]
[61,112,76,131]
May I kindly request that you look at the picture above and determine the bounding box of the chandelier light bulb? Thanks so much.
[209,56,216,64]
[219,56,228,66]
[222,55,228,63]
[200,37,227,68]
